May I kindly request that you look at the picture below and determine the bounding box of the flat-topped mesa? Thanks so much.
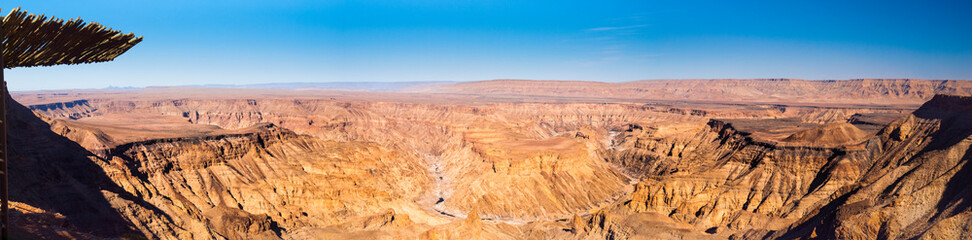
[111,122,287,151]
[406,78,972,105]
[913,94,972,117]
[705,119,747,136]
[27,99,91,111]
[703,117,876,149]
[611,117,879,233]
[704,119,791,147]
[781,122,868,147]
[27,99,96,119]
[764,97,972,240]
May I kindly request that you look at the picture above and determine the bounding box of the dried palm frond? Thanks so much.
[2,7,143,69]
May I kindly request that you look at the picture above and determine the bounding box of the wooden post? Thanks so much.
[0,14,8,240]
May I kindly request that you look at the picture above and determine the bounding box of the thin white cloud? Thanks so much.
[586,24,649,31]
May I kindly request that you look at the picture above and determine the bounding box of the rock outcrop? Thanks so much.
[6,82,972,239]
[602,119,876,234]
[766,94,972,239]
[781,122,868,147]
[556,94,972,239]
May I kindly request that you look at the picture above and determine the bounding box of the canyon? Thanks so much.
[5,78,972,239]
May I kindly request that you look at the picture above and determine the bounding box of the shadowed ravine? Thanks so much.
[7,97,146,238]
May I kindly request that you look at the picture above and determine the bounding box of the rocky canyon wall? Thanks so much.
[5,83,971,239]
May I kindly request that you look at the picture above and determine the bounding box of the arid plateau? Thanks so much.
[6,78,972,239]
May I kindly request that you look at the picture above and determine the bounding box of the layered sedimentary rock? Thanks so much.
[6,81,972,239]
[19,93,709,222]
[766,94,972,239]
[553,95,972,239]
[409,78,972,105]
[10,93,664,238]
[780,122,868,146]
[600,119,875,234]
[106,124,439,239]
[8,96,438,239]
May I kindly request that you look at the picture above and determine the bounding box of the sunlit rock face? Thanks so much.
[609,119,877,233]
[7,80,972,239]
[765,95,972,240]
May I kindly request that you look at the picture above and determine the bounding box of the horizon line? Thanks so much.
[11,78,972,92]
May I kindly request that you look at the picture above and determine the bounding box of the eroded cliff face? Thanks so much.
[7,88,972,239]
[550,95,972,240]
[13,95,669,238]
[767,95,972,239]
[6,97,154,238]
[593,119,876,235]
[29,98,697,222]
[9,97,439,239]
[107,124,441,239]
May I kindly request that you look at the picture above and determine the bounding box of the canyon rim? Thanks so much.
[4,79,972,239]
[2,1,971,239]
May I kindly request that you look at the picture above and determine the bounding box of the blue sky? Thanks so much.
[3,0,970,91]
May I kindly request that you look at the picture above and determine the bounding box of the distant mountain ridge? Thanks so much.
[406,78,972,105]
[182,81,455,92]
[23,79,971,104]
